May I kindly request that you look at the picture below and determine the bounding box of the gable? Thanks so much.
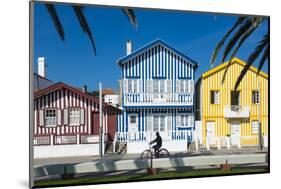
[117,39,199,67]
[202,57,268,80]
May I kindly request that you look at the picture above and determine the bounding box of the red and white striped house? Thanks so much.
[33,82,120,158]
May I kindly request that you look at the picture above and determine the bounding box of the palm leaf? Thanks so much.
[234,34,269,90]
[221,17,253,63]
[257,45,269,75]
[45,4,65,41]
[210,17,246,67]
[122,8,138,28]
[72,6,97,55]
[221,17,264,83]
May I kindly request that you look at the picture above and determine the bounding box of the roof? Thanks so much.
[102,88,115,95]
[117,39,199,68]
[34,82,120,112]
[34,73,54,91]
[202,57,268,79]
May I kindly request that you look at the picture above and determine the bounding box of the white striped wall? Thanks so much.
[117,108,194,133]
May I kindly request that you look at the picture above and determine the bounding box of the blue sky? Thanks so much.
[34,2,268,92]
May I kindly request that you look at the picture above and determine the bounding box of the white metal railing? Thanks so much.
[80,135,100,144]
[124,93,193,106]
[33,135,51,145]
[54,135,77,145]
[115,130,191,142]
[224,105,250,118]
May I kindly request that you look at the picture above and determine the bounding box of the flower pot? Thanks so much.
[147,168,157,175]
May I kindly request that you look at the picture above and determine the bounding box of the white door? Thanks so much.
[128,114,138,140]
[230,121,240,146]
[206,121,215,145]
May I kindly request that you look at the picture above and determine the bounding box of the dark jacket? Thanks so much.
[153,135,162,147]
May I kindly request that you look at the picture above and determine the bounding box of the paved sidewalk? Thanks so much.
[34,147,268,166]
[33,147,268,180]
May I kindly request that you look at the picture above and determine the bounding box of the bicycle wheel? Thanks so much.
[140,150,152,160]
[158,148,169,158]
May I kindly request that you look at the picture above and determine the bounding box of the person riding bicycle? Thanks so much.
[149,132,162,157]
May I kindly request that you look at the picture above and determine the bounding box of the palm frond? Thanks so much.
[234,34,269,90]
[221,17,264,83]
[45,4,65,41]
[221,17,253,63]
[210,17,246,67]
[72,6,97,55]
[122,8,138,29]
[257,45,269,75]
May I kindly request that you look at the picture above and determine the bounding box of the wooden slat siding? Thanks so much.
[200,58,268,146]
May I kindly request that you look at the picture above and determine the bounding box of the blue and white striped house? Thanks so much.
[115,39,199,153]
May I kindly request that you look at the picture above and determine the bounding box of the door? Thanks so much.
[128,114,139,140]
[92,112,100,135]
[230,121,240,146]
[206,121,215,145]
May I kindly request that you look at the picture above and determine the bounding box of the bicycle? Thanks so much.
[140,144,170,160]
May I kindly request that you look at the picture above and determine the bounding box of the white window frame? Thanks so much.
[251,120,259,134]
[179,80,189,93]
[129,114,137,124]
[44,109,57,127]
[153,80,166,93]
[128,79,138,93]
[153,114,166,132]
[252,90,260,104]
[179,113,189,127]
[210,90,220,104]
[69,108,80,126]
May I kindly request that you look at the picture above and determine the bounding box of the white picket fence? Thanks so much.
[195,135,268,150]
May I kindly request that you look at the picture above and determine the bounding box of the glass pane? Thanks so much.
[153,115,159,131]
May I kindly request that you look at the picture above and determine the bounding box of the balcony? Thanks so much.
[224,105,250,118]
[123,92,193,107]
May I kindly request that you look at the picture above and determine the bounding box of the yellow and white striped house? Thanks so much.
[195,57,268,149]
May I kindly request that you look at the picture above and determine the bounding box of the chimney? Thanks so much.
[37,57,46,78]
[83,85,87,93]
[126,40,132,55]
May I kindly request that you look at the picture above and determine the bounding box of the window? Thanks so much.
[179,80,189,93]
[69,108,80,126]
[108,99,112,104]
[252,121,259,134]
[130,115,136,124]
[128,79,138,93]
[231,91,240,106]
[153,115,166,131]
[153,80,165,93]
[180,114,189,127]
[45,109,56,126]
[252,90,260,104]
[210,90,220,104]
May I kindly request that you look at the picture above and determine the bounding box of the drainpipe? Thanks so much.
[99,82,104,157]
[258,81,263,151]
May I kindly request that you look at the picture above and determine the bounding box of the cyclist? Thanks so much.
[149,132,162,157]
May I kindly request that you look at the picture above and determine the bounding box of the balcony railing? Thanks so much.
[124,92,193,106]
[224,105,250,118]
[115,130,191,142]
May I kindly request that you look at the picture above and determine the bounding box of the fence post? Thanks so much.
[195,138,199,151]
[227,137,230,149]
[77,134,80,145]
[206,137,210,150]
[217,137,221,150]
[50,134,53,146]
[238,137,241,149]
